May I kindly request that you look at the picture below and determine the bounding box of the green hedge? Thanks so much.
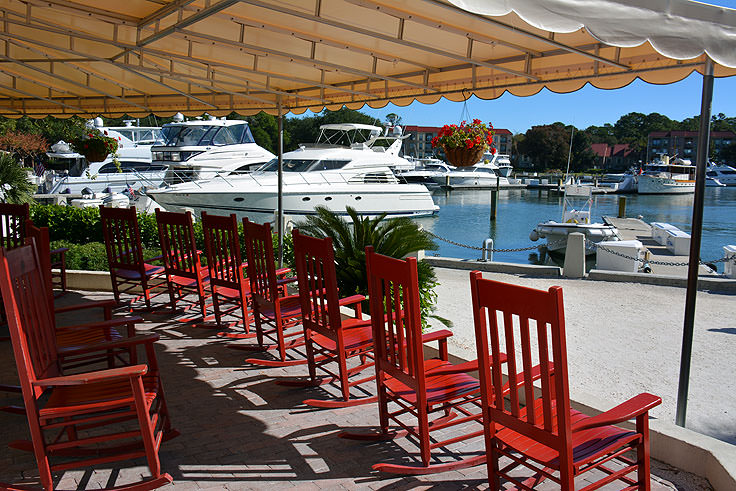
[35,204,294,271]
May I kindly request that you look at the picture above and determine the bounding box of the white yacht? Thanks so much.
[431,151,513,189]
[706,163,736,186]
[44,119,166,195]
[154,116,276,184]
[494,154,513,177]
[148,123,439,223]
[399,159,455,187]
[530,184,619,254]
[637,156,695,194]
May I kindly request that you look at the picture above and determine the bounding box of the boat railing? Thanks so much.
[163,168,401,188]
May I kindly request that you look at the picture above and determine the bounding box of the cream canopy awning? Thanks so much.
[0,0,734,118]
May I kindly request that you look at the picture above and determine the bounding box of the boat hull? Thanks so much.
[637,175,695,194]
[148,182,439,223]
[531,222,619,254]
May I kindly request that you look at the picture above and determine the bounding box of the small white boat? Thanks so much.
[494,154,513,177]
[706,163,736,186]
[637,156,695,194]
[530,184,619,254]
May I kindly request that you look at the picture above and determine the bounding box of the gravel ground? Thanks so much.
[428,266,736,445]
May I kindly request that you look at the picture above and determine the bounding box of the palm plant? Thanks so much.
[295,206,449,327]
[0,152,36,204]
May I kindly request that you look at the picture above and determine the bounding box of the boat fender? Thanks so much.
[566,218,579,224]
[529,230,539,242]
[641,263,652,274]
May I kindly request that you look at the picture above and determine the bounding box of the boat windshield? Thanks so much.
[115,128,163,145]
[258,159,351,172]
[162,124,255,146]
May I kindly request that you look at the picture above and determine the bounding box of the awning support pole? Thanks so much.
[676,57,713,427]
[277,98,284,268]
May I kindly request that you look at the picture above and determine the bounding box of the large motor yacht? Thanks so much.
[44,118,166,195]
[155,115,276,184]
[148,123,439,223]
[637,156,695,194]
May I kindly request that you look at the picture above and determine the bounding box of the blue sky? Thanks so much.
[354,0,736,134]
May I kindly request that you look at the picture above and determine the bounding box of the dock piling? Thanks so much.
[618,196,627,218]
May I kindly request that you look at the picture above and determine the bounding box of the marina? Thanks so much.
[414,186,736,273]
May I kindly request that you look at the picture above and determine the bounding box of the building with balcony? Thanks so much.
[647,130,736,162]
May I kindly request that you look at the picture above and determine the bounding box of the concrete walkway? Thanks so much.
[0,290,712,490]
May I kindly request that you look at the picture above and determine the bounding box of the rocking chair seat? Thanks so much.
[385,358,480,405]
[496,400,641,471]
[257,295,302,319]
[41,375,159,419]
[311,322,372,351]
[216,284,252,299]
[169,272,210,288]
[114,263,164,280]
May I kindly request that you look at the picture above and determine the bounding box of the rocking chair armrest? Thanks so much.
[501,361,551,394]
[275,267,291,276]
[427,353,510,377]
[32,364,149,387]
[50,246,69,256]
[54,315,143,333]
[55,299,117,315]
[421,329,453,344]
[338,294,365,306]
[145,254,164,263]
[56,333,160,357]
[571,393,662,433]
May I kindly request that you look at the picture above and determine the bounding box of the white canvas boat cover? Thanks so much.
[0,0,734,117]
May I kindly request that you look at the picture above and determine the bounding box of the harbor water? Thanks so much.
[414,186,736,270]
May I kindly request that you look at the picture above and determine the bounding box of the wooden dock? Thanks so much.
[602,216,713,276]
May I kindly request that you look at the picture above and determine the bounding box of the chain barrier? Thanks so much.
[423,229,735,269]
[591,240,733,267]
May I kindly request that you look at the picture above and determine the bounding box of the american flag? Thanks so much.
[35,162,45,176]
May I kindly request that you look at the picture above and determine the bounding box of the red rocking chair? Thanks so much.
[0,243,176,491]
[155,209,211,320]
[340,248,496,475]
[100,206,165,310]
[234,218,303,366]
[201,212,252,336]
[469,271,662,490]
[281,229,374,408]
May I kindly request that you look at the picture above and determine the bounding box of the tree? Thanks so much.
[720,142,736,163]
[517,123,572,170]
[584,123,616,145]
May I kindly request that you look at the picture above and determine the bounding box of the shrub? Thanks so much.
[0,153,37,204]
[52,240,161,271]
[294,206,446,328]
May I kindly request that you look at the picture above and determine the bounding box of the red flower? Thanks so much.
[490,147,497,155]
[465,140,474,149]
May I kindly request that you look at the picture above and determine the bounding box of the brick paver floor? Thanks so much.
[0,291,712,490]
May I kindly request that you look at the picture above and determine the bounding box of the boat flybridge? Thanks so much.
[44,118,166,195]
[154,115,276,184]
[147,123,439,223]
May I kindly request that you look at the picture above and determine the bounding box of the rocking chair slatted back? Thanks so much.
[202,212,243,290]
[365,246,424,395]
[292,230,341,339]
[24,220,54,313]
[242,219,278,305]
[100,206,145,273]
[0,245,60,399]
[156,209,200,277]
[0,202,30,250]
[470,271,570,450]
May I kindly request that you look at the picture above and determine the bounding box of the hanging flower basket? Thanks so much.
[443,145,486,168]
[431,119,496,168]
[70,129,119,163]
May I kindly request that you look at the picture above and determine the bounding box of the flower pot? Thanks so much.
[83,146,109,163]
[443,145,486,167]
